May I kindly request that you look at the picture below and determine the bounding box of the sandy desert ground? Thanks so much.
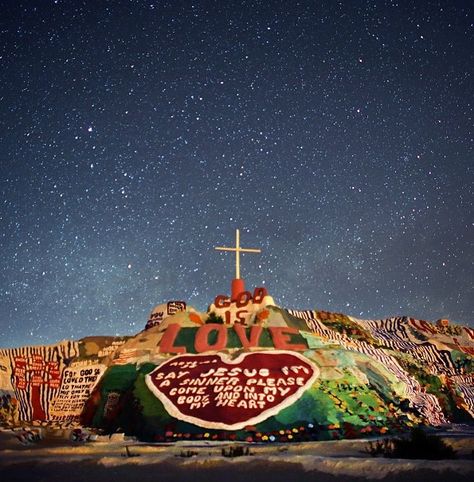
[1,428,473,482]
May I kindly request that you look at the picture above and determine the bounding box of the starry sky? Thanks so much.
[1,0,472,348]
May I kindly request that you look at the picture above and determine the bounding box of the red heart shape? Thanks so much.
[146,350,318,430]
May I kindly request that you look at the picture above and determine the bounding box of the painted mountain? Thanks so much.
[1,294,473,443]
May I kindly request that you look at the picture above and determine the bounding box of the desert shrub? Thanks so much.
[391,428,456,459]
[366,438,394,457]
[206,312,224,324]
[177,450,198,458]
[366,428,457,460]
[221,445,251,457]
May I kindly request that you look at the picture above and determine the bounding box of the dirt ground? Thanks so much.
[1,431,473,482]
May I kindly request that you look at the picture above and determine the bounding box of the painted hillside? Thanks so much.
[1,296,473,443]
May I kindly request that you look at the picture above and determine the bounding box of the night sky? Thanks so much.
[1,0,472,348]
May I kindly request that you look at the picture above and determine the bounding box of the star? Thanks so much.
[0,1,471,348]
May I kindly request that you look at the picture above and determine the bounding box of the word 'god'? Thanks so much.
[210,287,275,325]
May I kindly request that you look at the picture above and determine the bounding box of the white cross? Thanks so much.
[215,229,261,279]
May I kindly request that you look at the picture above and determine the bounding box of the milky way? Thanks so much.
[1,1,472,347]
